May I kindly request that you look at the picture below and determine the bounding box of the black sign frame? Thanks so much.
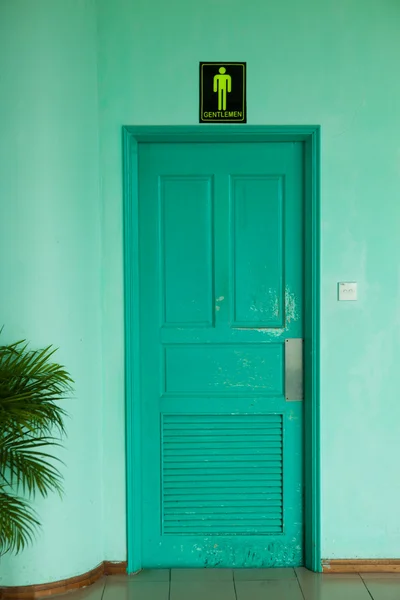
[199,62,247,124]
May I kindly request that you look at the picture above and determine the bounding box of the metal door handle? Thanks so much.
[285,338,304,401]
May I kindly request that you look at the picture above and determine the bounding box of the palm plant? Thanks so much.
[0,338,73,554]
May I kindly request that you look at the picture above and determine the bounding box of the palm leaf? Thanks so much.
[0,432,64,497]
[0,488,40,555]
[0,342,72,436]
[0,336,72,554]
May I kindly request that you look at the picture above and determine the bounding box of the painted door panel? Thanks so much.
[138,142,304,568]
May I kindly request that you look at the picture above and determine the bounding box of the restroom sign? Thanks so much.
[199,62,246,123]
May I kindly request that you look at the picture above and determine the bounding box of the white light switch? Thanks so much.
[338,282,357,301]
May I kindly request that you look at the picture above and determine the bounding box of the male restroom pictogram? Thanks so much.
[199,62,247,123]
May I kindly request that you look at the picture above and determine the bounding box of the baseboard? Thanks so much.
[323,559,400,573]
[103,561,128,576]
[0,561,128,599]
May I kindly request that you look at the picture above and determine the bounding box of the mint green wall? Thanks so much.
[0,0,104,586]
[2,0,400,586]
[97,0,400,563]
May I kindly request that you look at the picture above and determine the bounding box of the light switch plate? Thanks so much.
[338,282,357,301]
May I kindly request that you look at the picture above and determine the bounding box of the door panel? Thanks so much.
[138,142,304,568]
[231,175,284,327]
[160,175,214,327]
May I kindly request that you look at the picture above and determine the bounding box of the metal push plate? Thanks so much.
[285,338,304,401]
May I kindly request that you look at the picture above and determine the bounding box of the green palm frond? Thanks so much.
[0,487,40,555]
[0,336,72,554]
[0,431,64,497]
[0,343,72,435]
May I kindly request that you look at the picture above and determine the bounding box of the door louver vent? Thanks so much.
[162,414,284,536]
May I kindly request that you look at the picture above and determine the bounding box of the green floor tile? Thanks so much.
[296,568,362,580]
[55,579,106,600]
[170,581,236,600]
[361,573,400,579]
[235,579,304,600]
[55,570,400,600]
[295,567,371,600]
[363,579,400,600]
[171,569,233,581]
[234,568,296,581]
[103,580,169,600]
[127,569,170,582]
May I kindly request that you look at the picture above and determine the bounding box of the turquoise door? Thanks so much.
[137,141,304,568]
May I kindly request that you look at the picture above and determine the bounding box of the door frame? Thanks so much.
[123,125,321,573]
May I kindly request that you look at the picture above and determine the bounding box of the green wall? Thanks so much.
[0,0,104,586]
[97,0,400,563]
[1,0,400,586]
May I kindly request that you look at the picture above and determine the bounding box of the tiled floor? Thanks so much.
[57,568,400,599]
